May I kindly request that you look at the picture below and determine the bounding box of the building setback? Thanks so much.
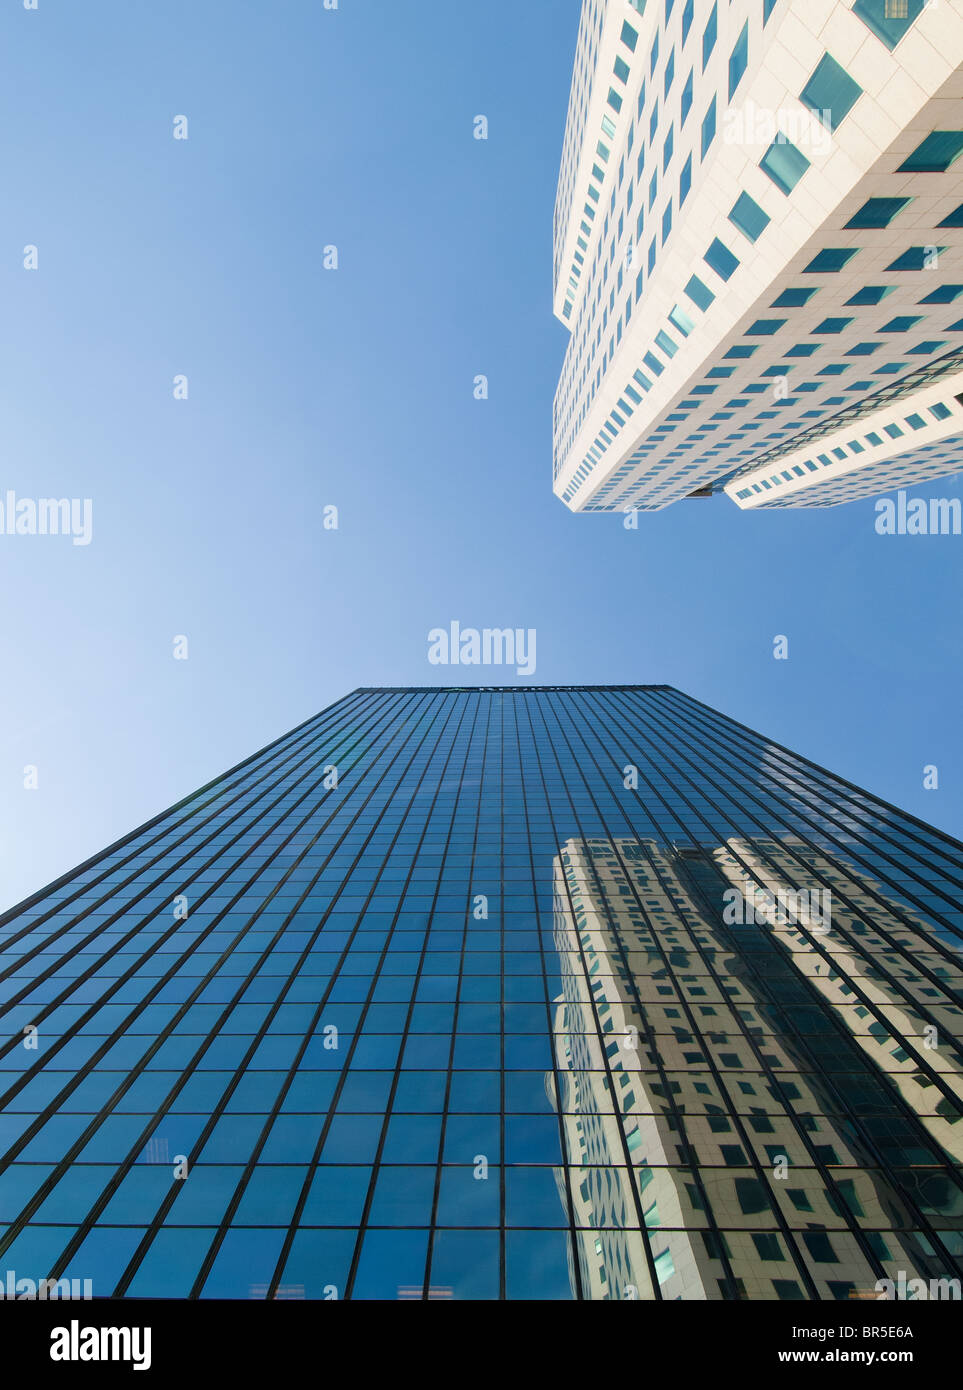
[552,0,963,512]
[1,685,962,1300]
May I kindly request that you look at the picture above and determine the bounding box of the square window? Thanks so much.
[728,191,770,242]
[728,22,749,99]
[702,3,717,68]
[771,287,817,307]
[759,138,811,195]
[845,196,912,229]
[846,285,894,305]
[887,246,945,271]
[898,131,963,173]
[685,275,714,310]
[704,238,739,280]
[620,20,639,51]
[800,53,863,130]
[701,98,717,158]
[804,248,859,273]
[853,0,925,51]
[880,315,922,332]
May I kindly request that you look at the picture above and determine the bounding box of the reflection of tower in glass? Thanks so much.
[553,836,962,1300]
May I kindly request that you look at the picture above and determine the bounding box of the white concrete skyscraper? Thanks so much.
[552,0,963,512]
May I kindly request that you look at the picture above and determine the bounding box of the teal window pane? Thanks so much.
[701,98,716,157]
[845,285,894,305]
[702,3,717,68]
[685,274,714,310]
[803,248,859,272]
[898,131,963,173]
[728,191,770,241]
[853,0,925,50]
[759,138,810,195]
[800,53,863,130]
[887,246,945,271]
[703,237,739,281]
[845,196,912,229]
[919,284,963,303]
[771,287,817,307]
[728,22,749,99]
[746,319,786,335]
[620,20,639,53]
[681,69,693,123]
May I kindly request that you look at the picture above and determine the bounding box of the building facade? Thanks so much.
[1,685,962,1300]
[552,0,963,512]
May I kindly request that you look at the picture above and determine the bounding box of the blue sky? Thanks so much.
[0,0,959,911]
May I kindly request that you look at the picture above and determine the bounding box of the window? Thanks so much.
[685,274,715,310]
[938,203,963,228]
[853,0,925,50]
[664,49,675,98]
[728,22,748,99]
[759,138,811,194]
[704,238,739,281]
[814,317,852,333]
[701,98,716,158]
[746,319,786,335]
[763,0,779,21]
[887,246,945,271]
[881,315,922,332]
[771,287,817,307]
[845,196,912,229]
[919,284,963,304]
[650,31,659,75]
[906,413,926,430]
[680,69,693,124]
[669,304,694,335]
[663,125,674,170]
[800,53,863,130]
[679,154,692,205]
[662,200,673,244]
[607,87,623,114]
[930,402,952,420]
[804,248,859,273]
[702,4,717,69]
[614,56,631,85]
[846,285,894,306]
[682,0,694,42]
[847,342,880,356]
[728,192,770,242]
[898,131,963,173]
[620,20,639,51]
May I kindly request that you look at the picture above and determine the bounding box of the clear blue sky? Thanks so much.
[0,0,959,912]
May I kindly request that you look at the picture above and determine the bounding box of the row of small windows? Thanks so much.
[733,396,961,499]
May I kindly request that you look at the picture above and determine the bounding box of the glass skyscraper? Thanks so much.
[2,684,962,1302]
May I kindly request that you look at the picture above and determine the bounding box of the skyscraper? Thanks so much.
[1,685,962,1301]
[552,0,963,513]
